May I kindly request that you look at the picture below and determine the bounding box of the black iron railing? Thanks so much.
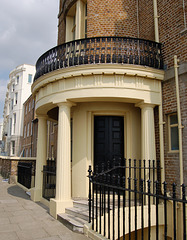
[88,159,187,240]
[42,159,56,200]
[34,37,163,81]
[17,162,33,189]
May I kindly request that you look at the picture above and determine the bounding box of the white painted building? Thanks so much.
[2,64,35,156]
[0,120,3,154]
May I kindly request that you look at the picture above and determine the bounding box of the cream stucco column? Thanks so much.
[137,103,156,197]
[31,115,47,202]
[138,103,156,162]
[50,102,73,218]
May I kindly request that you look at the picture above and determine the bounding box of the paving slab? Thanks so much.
[0,176,89,240]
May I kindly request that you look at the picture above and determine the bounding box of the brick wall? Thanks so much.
[138,0,155,41]
[158,0,187,69]
[87,0,138,38]
[162,72,187,187]
[0,157,36,184]
[21,95,37,157]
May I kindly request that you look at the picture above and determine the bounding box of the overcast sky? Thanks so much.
[0,0,59,121]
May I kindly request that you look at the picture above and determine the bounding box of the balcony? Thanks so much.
[34,37,163,82]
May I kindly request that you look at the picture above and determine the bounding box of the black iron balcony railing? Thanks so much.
[34,37,163,81]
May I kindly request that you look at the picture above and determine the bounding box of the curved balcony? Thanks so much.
[34,37,163,81]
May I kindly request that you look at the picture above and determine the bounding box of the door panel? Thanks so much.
[94,116,124,171]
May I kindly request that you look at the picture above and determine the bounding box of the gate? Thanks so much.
[17,162,32,189]
[42,159,56,200]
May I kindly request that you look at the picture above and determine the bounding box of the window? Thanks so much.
[12,84,15,92]
[9,118,12,136]
[11,141,15,155]
[25,105,27,114]
[31,122,33,136]
[168,114,179,151]
[24,125,26,138]
[16,76,19,85]
[29,148,32,157]
[32,99,35,109]
[65,0,87,42]
[27,123,30,137]
[11,99,13,110]
[51,145,54,159]
[26,148,28,157]
[29,102,31,112]
[66,5,76,42]
[28,74,32,83]
[14,92,18,105]
[52,122,55,133]
[13,113,16,134]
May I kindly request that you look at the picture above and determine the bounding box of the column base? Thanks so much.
[50,198,73,219]
[30,188,42,202]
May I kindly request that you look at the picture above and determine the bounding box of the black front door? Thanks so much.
[94,116,124,171]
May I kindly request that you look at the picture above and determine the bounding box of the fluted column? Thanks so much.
[140,104,156,162]
[31,115,47,201]
[50,102,73,218]
[139,103,156,200]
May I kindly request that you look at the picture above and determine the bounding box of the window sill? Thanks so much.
[167,150,179,154]
[180,28,187,35]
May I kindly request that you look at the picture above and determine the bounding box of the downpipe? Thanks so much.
[174,56,184,191]
[153,0,165,183]
[153,0,159,42]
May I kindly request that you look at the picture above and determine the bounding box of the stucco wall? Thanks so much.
[71,102,141,198]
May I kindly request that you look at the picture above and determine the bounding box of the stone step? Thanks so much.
[65,207,89,221]
[73,199,89,209]
[57,213,88,234]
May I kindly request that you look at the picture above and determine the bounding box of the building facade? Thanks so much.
[20,94,58,159]
[21,95,36,157]
[31,0,186,228]
[0,120,3,154]
[2,64,36,156]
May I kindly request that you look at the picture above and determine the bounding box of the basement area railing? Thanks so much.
[88,159,187,240]
[34,36,163,81]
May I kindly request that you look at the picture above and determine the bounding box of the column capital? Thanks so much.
[57,101,76,108]
[135,102,156,109]
[36,114,48,120]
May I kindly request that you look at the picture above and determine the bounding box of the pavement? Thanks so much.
[0,176,89,240]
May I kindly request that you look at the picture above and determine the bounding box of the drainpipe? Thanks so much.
[153,0,159,42]
[159,86,165,183]
[174,55,184,189]
[153,0,165,182]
